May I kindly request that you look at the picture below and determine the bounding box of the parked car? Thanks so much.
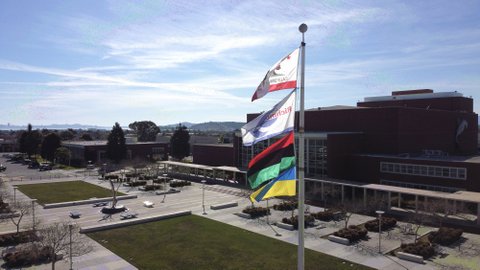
[0,164,6,172]
[120,212,138,219]
[92,201,108,207]
[69,210,81,218]
[39,163,53,171]
[28,161,40,169]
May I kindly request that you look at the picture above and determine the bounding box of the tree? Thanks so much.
[170,124,190,160]
[80,133,93,141]
[59,130,75,141]
[18,124,42,158]
[54,147,71,165]
[128,121,160,142]
[37,222,91,270]
[41,133,61,161]
[8,200,31,233]
[106,122,127,164]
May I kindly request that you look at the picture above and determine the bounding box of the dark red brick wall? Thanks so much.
[327,133,365,180]
[193,145,234,166]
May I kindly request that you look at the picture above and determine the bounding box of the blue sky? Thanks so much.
[1,0,479,126]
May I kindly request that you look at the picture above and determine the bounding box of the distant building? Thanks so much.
[62,140,169,166]
[0,137,18,152]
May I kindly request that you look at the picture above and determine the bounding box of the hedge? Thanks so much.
[333,225,368,242]
[428,227,463,246]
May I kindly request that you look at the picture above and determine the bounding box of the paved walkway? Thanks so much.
[0,170,467,270]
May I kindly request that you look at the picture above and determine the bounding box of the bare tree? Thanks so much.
[8,200,31,233]
[37,222,92,270]
[339,199,365,228]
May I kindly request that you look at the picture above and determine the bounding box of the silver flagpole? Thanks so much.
[298,23,307,270]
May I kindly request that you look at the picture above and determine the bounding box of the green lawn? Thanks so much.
[15,181,125,204]
[88,215,374,270]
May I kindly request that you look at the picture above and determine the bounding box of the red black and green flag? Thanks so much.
[247,131,295,189]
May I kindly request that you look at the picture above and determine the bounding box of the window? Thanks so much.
[380,162,466,180]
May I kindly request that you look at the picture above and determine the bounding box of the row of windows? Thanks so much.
[380,162,467,180]
[381,180,460,193]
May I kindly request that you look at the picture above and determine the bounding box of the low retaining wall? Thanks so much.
[234,212,251,219]
[328,235,350,245]
[210,202,238,210]
[80,210,191,233]
[155,189,180,195]
[397,252,424,264]
[43,195,138,209]
[276,222,295,231]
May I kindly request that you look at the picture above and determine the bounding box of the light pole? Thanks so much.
[31,199,37,231]
[102,163,107,180]
[201,180,207,215]
[161,173,167,203]
[376,210,385,254]
[69,223,73,270]
[13,186,17,203]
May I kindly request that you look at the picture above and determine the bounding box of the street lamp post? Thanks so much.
[201,180,207,215]
[69,223,73,270]
[376,210,385,253]
[161,173,167,203]
[31,199,37,231]
[102,163,107,180]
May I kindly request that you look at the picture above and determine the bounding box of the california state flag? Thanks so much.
[251,48,299,102]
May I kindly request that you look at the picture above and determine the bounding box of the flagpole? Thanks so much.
[297,23,307,270]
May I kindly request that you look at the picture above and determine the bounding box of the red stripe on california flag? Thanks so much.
[268,80,297,92]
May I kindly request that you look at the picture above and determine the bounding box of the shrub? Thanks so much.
[170,180,191,188]
[143,185,162,191]
[333,225,368,242]
[364,217,397,232]
[139,175,156,180]
[104,175,119,180]
[128,181,147,187]
[428,227,463,246]
[0,231,38,246]
[400,241,435,259]
[242,206,270,218]
[282,215,315,229]
[311,210,335,221]
[2,244,55,268]
[273,201,298,211]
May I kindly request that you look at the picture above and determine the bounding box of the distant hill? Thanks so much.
[189,121,244,132]
[159,122,194,130]
[0,123,110,130]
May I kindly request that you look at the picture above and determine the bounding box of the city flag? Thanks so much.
[250,166,296,202]
[247,131,295,189]
[241,90,295,147]
[251,48,299,101]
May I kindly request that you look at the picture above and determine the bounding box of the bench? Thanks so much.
[210,202,238,210]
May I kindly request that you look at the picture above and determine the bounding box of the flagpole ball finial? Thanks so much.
[299,23,308,33]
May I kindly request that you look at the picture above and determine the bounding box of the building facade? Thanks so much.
[62,141,169,166]
[195,89,480,193]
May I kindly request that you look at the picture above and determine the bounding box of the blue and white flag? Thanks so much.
[241,90,296,146]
